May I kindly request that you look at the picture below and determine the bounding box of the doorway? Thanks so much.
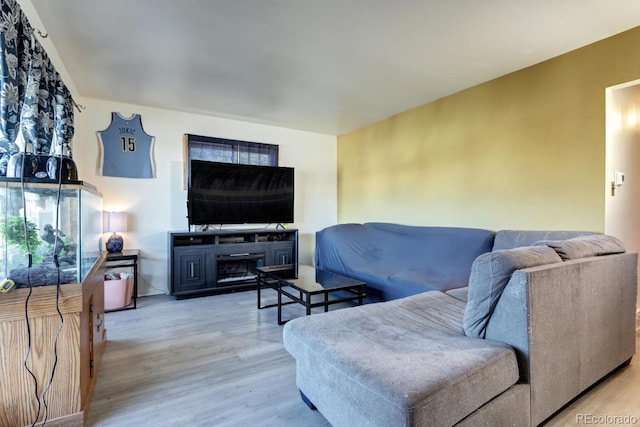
[605,80,640,329]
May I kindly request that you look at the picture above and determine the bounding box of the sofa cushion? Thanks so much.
[492,230,594,251]
[535,234,625,260]
[283,291,520,427]
[463,246,562,338]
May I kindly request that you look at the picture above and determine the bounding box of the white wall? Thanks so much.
[605,81,640,319]
[605,82,640,249]
[19,0,337,296]
[73,98,337,295]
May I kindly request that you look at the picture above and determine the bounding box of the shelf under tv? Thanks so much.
[168,228,298,299]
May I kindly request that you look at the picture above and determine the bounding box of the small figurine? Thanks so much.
[41,224,66,255]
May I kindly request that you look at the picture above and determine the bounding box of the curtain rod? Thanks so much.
[72,99,86,113]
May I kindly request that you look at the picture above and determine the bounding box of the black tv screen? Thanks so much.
[188,160,294,225]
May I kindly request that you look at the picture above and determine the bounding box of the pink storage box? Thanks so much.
[104,277,134,311]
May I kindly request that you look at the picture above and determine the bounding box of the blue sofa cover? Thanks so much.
[315,223,495,301]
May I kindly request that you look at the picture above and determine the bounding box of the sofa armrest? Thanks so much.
[485,252,637,426]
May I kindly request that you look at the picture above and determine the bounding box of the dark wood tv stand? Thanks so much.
[167,228,298,299]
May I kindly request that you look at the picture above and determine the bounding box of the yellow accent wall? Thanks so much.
[338,26,640,231]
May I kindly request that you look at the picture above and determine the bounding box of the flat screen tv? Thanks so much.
[188,160,294,226]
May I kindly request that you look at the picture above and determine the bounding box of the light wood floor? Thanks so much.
[87,292,640,427]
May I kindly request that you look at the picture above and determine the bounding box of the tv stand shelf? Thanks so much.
[168,229,298,299]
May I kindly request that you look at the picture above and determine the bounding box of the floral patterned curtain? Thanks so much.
[54,76,74,154]
[0,0,33,172]
[0,0,76,175]
[20,39,56,155]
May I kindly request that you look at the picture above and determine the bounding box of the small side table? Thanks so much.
[105,249,139,312]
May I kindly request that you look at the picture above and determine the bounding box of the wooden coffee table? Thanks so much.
[257,264,367,324]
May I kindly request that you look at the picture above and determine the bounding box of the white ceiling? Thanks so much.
[29,0,640,135]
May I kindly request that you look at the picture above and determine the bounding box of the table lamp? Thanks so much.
[104,211,127,253]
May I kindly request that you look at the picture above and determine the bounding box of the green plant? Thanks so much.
[0,216,42,263]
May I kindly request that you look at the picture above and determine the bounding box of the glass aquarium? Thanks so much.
[0,179,103,289]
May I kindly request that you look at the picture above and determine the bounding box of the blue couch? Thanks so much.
[315,222,592,301]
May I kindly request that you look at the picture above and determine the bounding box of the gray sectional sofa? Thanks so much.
[283,223,638,426]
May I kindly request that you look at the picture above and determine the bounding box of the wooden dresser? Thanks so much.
[0,254,106,427]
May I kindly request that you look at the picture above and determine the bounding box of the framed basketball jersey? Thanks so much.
[97,112,156,178]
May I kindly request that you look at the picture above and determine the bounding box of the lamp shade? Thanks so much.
[104,212,127,233]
